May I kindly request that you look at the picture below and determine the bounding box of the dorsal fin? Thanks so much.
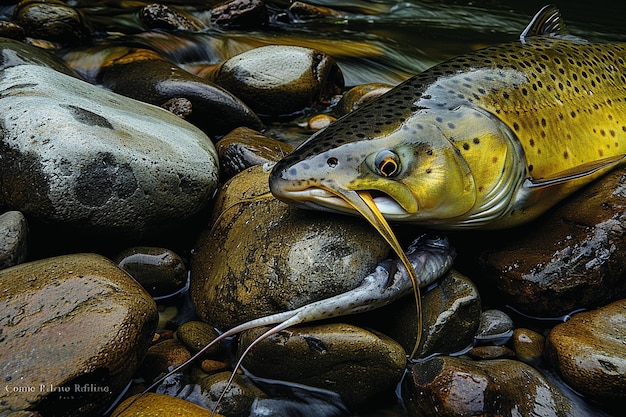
[520,5,568,41]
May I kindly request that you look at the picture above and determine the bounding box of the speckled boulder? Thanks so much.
[0,253,158,416]
[545,299,626,406]
[0,64,219,238]
[190,165,390,330]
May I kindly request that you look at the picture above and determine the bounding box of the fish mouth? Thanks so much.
[280,187,413,219]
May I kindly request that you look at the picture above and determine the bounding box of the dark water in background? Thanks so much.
[1,1,624,416]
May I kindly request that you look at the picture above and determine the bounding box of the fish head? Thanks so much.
[269,103,516,225]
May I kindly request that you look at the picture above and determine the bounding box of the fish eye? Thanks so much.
[327,157,338,167]
[374,150,400,177]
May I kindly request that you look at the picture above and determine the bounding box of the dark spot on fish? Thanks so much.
[462,143,470,150]
[513,122,520,131]
[435,117,443,123]
[599,149,604,157]
[492,156,498,164]
[563,151,569,159]
[529,138,535,147]
[600,130,606,137]
[541,118,546,127]
[425,168,432,174]
[473,138,480,144]
[61,105,113,129]
[448,122,456,129]
[570,111,576,118]
[528,164,533,172]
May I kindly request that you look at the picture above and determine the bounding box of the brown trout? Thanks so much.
[269,5,626,230]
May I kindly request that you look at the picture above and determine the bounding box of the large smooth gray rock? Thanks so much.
[0,64,219,238]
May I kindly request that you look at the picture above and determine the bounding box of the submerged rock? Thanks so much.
[0,253,158,416]
[238,323,406,408]
[0,63,219,238]
[190,165,390,330]
[545,299,626,406]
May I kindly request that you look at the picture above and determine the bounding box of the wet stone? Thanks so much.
[140,339,192,384]
[13,0,92,45]
[545,299,626,406]
[0,253,158,416]
[139,3,205,31]
[195,371,267,417]
[0,37,78,76]
[93,46,263,137]
[468,345,516,360]
[0,21,25,40]
[238,322,406,408]
[114,246,187,298]
[288,1,344,20]
[360,269,481,358]
[459,165,626,318]
[0,211,28,269]
[112,392,222,417]
[0,62,219,238]
[335,83,393,116]
[474,309,514,345]
[190,165,390,330]
[215,127,294,179]
[210,0,269,28]
[307,113,336,131]
[210,45,344,117]
[511,328,545,366]
[403,356,578,417]
[176,321,225,359]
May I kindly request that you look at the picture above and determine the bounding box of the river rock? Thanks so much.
[210,0,269,28]
[140,339,192,384]
[13,0,92,45]
[403,356,579,417]
[457,165,626,317]
[474,309,514,345]
[335,83,393,116]
[190,165,390,330]
[511,327,545,366]
[194,371,267,417]
[77,46,264,137]
[114,246,187,298]
[176,320,225,359]
[210,45,344,117]
[0,253,158,416]
[139,3,205,31]
[238,323,406,408]
[215,127,294,179]
[0,37,78,76]
[0,63,219,238]
[0,211,28,269]
[112,392,223,417]
[545,299,626,406]
[359,269,481,358]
